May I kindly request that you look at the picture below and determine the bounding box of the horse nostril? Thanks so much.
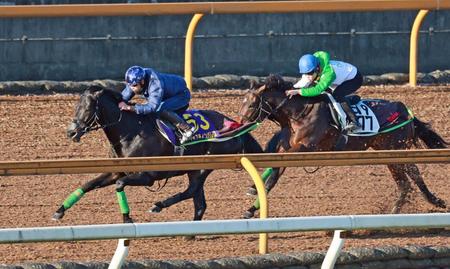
[67,122,78,137]
[67,130,75,138]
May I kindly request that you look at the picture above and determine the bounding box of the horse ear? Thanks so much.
[249,80,258,90]
[255,84,266,95]
[93,88,104,98]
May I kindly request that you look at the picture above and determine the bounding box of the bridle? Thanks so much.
[240,91,288,124]
[71,96,123,136]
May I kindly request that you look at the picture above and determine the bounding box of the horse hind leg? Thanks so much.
[149,170,212,220]
[404,164,446,209]
[52,172,121,221]
[193,187,207,221]
[388,164,412,214]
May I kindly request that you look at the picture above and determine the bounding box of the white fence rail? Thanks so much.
[2,213,449,269]
[1,213,449,244]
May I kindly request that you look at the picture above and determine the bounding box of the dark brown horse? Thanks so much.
[53,85,263,223]
[238,75,448,218]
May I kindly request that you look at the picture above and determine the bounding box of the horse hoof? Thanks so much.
[436,199,446,209]
[246,187,257,196]
[149,205,162,213]
[52,211,64,221]
[243,210,254,219]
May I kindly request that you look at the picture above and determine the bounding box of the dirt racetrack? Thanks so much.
[0,85,449,264]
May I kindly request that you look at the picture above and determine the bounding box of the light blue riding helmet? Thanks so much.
[125,66,146,86]
[298,54,319,74]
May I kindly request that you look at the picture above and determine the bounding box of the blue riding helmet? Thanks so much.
[298,54,319,74]
[125,66,146,86]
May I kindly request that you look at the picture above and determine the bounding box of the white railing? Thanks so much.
[1,213,449,269]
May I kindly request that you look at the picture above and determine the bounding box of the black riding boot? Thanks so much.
[340,101,361,132]
[159,110,194,143]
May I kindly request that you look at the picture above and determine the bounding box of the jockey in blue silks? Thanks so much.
[119,66,195,143]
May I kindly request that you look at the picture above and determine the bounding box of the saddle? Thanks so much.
[156,110,259,146]
[324,93,414,136]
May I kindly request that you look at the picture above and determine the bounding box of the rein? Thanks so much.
[250,92,311,124]
[247,94,288,124]
[79,98,123,135]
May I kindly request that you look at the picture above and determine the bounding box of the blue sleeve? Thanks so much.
[135,72,164,115]
[121,86,135,102]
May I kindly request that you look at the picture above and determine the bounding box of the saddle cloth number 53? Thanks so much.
[183,112,211,133]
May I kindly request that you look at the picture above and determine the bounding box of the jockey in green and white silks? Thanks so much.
[286,51,363,132]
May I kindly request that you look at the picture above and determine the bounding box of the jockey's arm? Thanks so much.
[293,75,313,89]
[121,85,135,102]
[134,73,164,115]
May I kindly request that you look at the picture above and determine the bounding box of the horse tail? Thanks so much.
[242,134,264,154]
[413,118,449,149]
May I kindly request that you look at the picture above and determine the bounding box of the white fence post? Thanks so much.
[321,230,345,269]
[108,239,130,269]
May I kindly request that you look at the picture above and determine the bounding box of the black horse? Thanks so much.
[239,75,448,218]
[53,85,263,223]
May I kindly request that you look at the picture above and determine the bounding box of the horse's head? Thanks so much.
[67,85,122,142]
[238,74,292,124]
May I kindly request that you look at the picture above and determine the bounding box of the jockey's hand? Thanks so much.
[118,101,127,110]
[119,101,135,112]
[285,89,301,99]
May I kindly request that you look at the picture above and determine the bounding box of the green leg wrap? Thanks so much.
[63,188,85,210]
[260,168,273,183]
[116,191,130,214]
[253,168,273,209]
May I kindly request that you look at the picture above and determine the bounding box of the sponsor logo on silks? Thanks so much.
[387,112,400,123]
[183,110,217,140]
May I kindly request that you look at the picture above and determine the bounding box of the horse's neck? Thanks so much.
[97,106,124,149]
[98,103,149,147]
[281,98,328,127]
[104,108,169,157]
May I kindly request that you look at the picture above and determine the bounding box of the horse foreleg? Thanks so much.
[52,172,121,221]
[246,128,289,196]
[115,172,155,223]
[243,167,284,219]
[388,164,412,214]
[404,164,446,209]
[150,170,211,220]
[246,167,274,196]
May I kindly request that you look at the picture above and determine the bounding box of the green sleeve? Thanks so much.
[300,51,336,97]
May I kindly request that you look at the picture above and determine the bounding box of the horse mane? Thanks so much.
[268,75,328,104]
[85,85,123,103]
[264,74,293,92]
